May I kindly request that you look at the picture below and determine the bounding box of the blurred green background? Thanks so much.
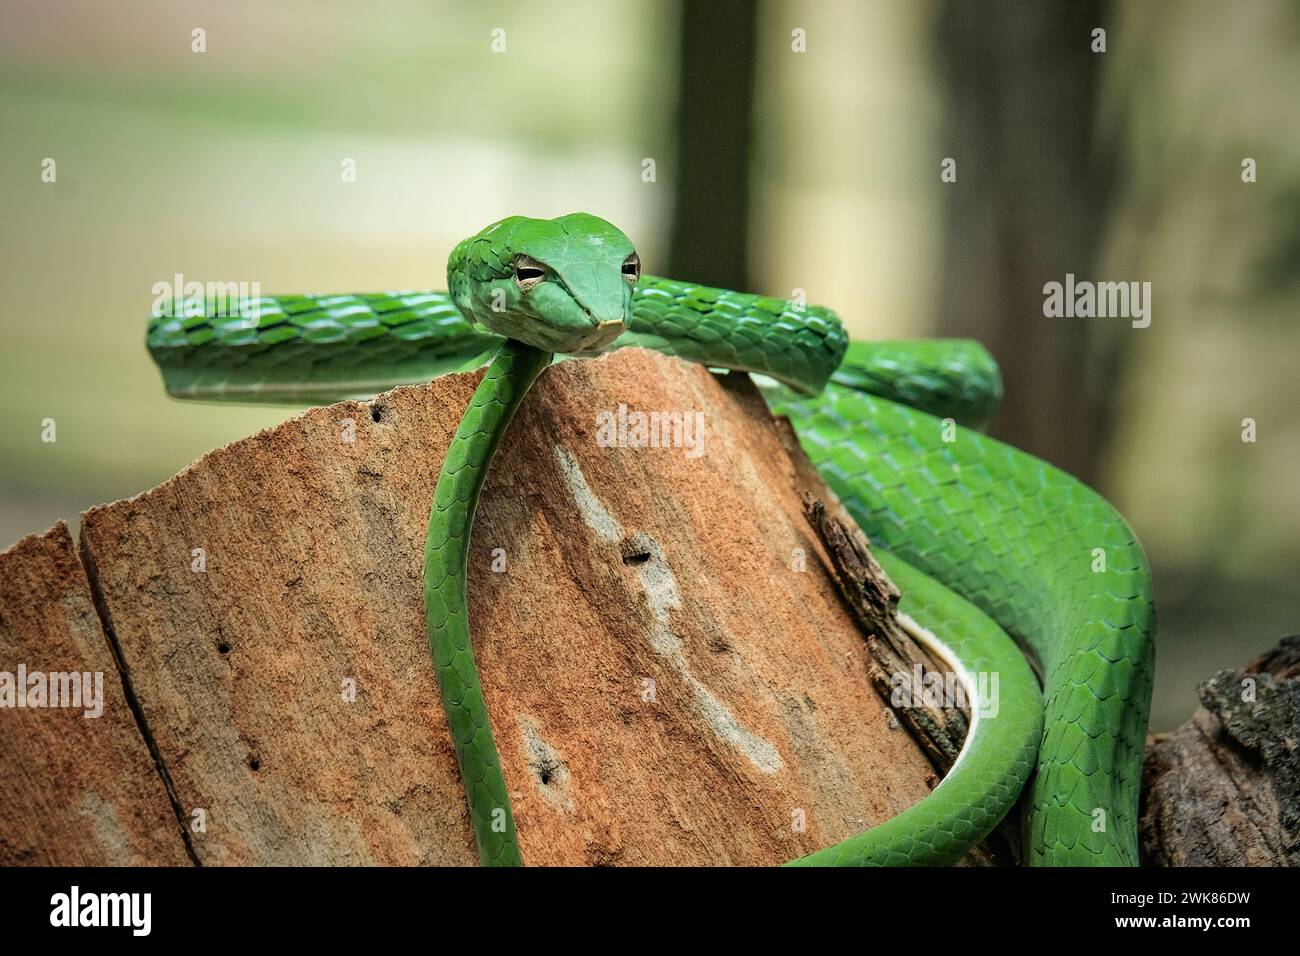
[1,0,1296,730]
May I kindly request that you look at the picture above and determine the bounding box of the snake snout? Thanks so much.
[582,302,625,330]
[576,315,625,351]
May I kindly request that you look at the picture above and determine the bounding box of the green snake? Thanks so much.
[147,212,1155,866]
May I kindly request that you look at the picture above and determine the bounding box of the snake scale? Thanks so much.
[148,213,1154,866]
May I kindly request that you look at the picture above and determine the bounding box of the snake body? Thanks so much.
[148,213,1154,866]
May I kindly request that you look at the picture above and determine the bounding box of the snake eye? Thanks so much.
[622,253,640,285]
[514,255,546,293]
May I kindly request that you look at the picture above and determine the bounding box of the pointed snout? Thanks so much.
[575,311,626,351]
[587,311,627,334]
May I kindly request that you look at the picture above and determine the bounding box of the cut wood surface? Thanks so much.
[6,348,946,865]
[0,523,189,865]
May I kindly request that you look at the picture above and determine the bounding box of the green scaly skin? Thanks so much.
[147,212,1155,867]
[424,339,550,865]
[770,386,1155,865]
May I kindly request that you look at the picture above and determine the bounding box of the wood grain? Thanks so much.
[0,523,189,865]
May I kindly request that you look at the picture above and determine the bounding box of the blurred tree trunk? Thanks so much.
[933,0,1120,483]
[667,0,758,290]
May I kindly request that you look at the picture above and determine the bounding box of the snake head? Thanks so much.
[448,212,639,354]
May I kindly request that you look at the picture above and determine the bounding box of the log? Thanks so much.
[1141,635,1300,866]
[2,348,957,865]
[7,347,1291,867]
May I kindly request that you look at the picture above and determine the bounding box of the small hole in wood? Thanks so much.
[217,642,231,655]
[623,552,651,566]
[370,406,383,423]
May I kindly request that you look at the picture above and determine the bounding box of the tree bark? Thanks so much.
[1140,635,1300,866]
